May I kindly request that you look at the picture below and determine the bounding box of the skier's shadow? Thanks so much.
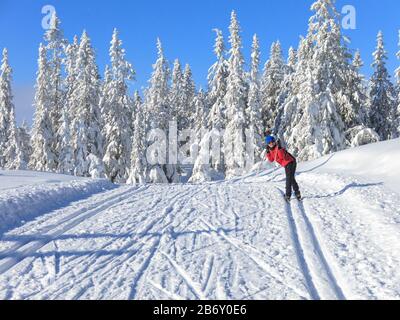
[303,182,384,200]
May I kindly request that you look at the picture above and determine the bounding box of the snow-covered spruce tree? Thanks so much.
[207,29,229,130]
[274,47,298,137]
[245,34,263,165]
[56,107,74,175]
[395,30,400,137]
[132,90,142,121]
[59,35,79,174]
[343,50,379,147]
[145,39,179,183]
[30,44,57,171]
[308,0,352,97]
[287,47,298,73]
[337,48,366,135]
[44,12,67,167]
[277,37,312,143]
[348,50,368,126]
[69,31,104,178]
[0,49,19,170]
[0,49,24,170]
[102,29,135,183]
[281,0,348,161]
[369,31,396,141]
[0,49,20,170]
[192,89,208,133]
[128,96,148,185]
[17,121,32,167]
[169,59,183,124]
[64,35,79,114]
[189,89,217,183]
[261,41,285,131]
[180,64,196,130]
[223,11,247,178]
[5,108,24,170]
[57,36,78,175]
[0,48,14,168]
[0,51,21,170]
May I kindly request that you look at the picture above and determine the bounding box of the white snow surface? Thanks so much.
[0,139,399,300]
[0,170,116,233]
[299,138,400,194]
[0,170,88,191]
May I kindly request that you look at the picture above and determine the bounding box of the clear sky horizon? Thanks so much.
[0,0,399,125]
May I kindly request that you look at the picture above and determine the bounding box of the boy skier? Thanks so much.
[265,135,302,202]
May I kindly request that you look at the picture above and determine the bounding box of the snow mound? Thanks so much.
[0,170,88,191]
[0,171,116,233]
[299,138,400,193]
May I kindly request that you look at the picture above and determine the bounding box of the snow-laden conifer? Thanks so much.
[369,31,396,140]
[395,31,400,137]
[280,0,348,160]
[180,64,196,130]
[145,39,179,183]
[128,94,148,184]
[223,11,247,178]
[44,12,67,165]
[170,59,183,124]
[207,29,228,130]
[261,41,285,130]
[70,31,104,178]
[0,48,14,168]
[245,34,263,165]
[30,44,57,171]
[102,29,135,182]
[17,121,32,168]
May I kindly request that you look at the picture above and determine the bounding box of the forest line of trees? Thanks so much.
[0,0,399,183]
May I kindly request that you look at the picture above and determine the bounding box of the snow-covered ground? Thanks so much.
[0,140,399,300]
[0,170,90,191]
[0,170,116,235]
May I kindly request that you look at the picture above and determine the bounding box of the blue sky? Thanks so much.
[0,0,399,124]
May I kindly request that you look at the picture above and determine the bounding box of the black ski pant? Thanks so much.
[285,161,300,198]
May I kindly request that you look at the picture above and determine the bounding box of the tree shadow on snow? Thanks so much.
[303,182,384,200]
[0,227,239,261]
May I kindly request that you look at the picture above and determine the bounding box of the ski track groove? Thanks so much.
[277,186,346,300]
[40,237,152,300]
[48,187,195,299]
[33,184,180,300]
[161,252,207,300]
[199,217,308,299]
[298,173,400,299]
[148,279,186,300]
[127,235,163,300]
[3,164,395,300]
[201,254,215,294]
[0,186,149,276]
[0,186,148,258]
[276,187,320,300]
[296,200,346,300]
[127,186,209,300]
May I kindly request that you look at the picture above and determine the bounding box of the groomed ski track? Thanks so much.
[1,166,400,300]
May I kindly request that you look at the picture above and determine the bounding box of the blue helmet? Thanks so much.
[265,136,275,145]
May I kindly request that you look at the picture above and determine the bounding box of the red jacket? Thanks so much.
[266,145,295,167]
